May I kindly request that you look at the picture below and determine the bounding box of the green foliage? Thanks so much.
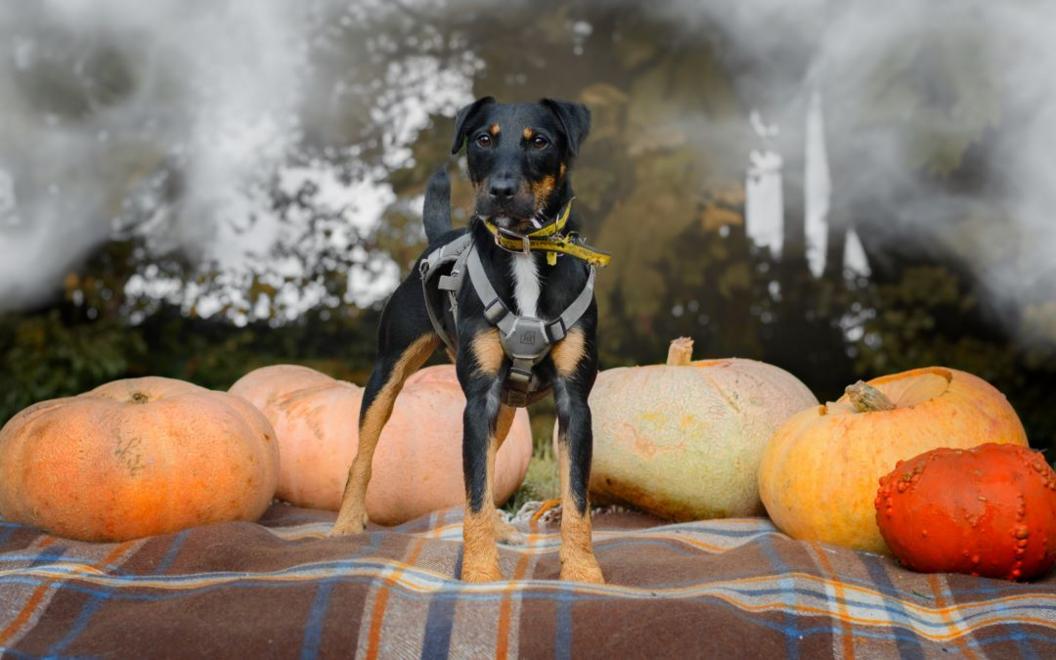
[0,311,144,418]
[504,450,560,515]
[503,397,561,513]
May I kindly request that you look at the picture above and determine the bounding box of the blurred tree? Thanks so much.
[2,0,1054,464]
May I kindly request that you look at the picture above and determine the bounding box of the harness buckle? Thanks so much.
[438,270,460,291]
[546,319,566,342]
[494,226,532,255]
[505,359,535,408]
[483,298,508,325]
[508,363,533,386]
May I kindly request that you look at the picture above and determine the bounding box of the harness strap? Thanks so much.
[466,248,596,343]
[421,234,600,408]
[466,247,596,406]
[552,266,596,341]
[419,233,473,354]
[466,247,518,337]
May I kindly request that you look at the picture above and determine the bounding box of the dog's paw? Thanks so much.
[559,554,605,584]
[329,510,368,537]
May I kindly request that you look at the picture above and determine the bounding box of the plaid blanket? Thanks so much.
[1,504,1054,659]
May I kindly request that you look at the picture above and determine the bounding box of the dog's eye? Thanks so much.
[530,135,549,150]
[475,134,492,148]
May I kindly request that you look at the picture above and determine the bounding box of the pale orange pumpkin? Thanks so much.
[230,364,532,524]
[758,367,1030,554]
[581,338,818,520]
[224,364,336,411]
[0,377,279,542]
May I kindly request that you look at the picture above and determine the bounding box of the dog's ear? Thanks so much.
[541,98,591,157]
[451,96,496,154]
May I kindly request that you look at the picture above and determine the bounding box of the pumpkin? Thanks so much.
[580,337,818,520]
[758,367,1029,554]
[229,364,533,524]
[876,443,1056,581]
[224,364,336,410]
[0,377,279,542]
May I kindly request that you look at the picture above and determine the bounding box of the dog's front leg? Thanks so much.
[552,331,605,584]
[457,332,507,582]
[489,405,525,545]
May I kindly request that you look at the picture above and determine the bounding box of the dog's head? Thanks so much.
[451,97,590,233]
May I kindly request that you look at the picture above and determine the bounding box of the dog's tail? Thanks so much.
[423,168,452,244]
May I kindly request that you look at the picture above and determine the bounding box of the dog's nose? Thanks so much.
[488,176,516,201]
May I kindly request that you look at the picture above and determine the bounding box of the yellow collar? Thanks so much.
[481,200,611,268]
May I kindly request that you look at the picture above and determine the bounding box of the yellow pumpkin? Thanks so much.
[758,367,1030,554]
[581,337,818,520]
[230,364,533,524]
[0,377,279,542]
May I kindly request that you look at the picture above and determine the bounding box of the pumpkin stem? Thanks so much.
[667,337,694,366]
[845,381,896,412]
[130,392,149,404]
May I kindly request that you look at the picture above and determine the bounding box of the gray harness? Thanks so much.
[419,233,596,407]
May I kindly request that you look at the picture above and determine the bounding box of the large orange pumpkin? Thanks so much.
[230,364,533,524]
[581,337,818,520]
[0,377,279,542]
[876,443,1056,581]
[758,367,1029,554]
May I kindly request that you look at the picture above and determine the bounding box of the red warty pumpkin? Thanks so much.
[876,443,1056,581]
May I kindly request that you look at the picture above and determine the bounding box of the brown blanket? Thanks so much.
[1,504,1054,658]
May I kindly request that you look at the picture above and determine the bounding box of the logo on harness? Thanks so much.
[520,331,536,346]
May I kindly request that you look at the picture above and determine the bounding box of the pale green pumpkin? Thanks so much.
[580,338,818,520]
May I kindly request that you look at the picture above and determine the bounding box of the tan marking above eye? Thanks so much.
[522,127,534,140]
[488,123,501,136]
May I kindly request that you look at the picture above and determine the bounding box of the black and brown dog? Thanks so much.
[330,97,604,584]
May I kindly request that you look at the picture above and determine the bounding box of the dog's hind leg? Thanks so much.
[331,280,440,537]
[331,332,438,536]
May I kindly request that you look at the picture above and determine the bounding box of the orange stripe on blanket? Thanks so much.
[810,542,855,660]
[0,540,133,646]
[365,511,443,660]
[927,574,978,659]
[496,535,536,659]
[496,503,556,659]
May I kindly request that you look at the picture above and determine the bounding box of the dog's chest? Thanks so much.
[509,254,541,318]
